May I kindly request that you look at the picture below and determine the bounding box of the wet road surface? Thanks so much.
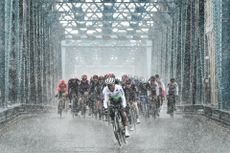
[0,108,230,153]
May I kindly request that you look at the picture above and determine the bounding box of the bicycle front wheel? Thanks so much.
[113,114,122,146]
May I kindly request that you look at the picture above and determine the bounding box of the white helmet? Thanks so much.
[105,77,115,85]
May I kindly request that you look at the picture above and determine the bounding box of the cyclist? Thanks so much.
[78,75,90,113]
[89,75,102,117]
[99,75,104,82]
[103,77,130,137]
[123,78,140,127]
[89,75,100,94]
[56,80,68,113]
[79,74,90,95]
[68,78,80,102]
[155,74,166,113]
[68,78,80,113]
[147,76,160,118]
[56,79,68,98]
[138,81,148,115]
[166,78,179,114]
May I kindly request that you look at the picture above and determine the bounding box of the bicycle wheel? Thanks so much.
[143,102,148,118]
[71,98,77,118]
[58,100,63,118]
[113,113,122,146]
[167,96,175,117]
[83,104,86,118]
[129,107,136,130]
[117,112,127,144]
[119,123,127,144]
[153,103,157,119]
[146,103,150,119]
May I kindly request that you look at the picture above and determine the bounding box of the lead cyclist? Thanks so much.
[102,77,130,137]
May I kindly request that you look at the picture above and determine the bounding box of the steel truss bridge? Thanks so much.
[0,0,230,111]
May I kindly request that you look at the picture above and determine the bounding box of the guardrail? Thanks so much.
[176,104,204,113]
[0,103,229,127]
[176,104,230,126]
[203,106,230,126]
[0,104,56,125]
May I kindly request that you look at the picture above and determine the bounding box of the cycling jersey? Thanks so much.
[79,80,90,95]
[123,84,137,102]
[166,82,179,96]
[68,78,79,95]
[156,80,166,97]
[89,81,101,95]
[103,84,127,109]
[57,83,68,93]
[139,83,148,96]
[148,81,159,96]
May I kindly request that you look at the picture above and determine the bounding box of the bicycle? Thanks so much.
[57,95,66,118]
[93,99,102,120]
[139,95,148,118]
[79,96,87,118]
[71,94,79,118]
[167,95,176,118]
[109,104,127,146]
[127,102,137,131]
[88,94,101,119]
[147,95,159,119]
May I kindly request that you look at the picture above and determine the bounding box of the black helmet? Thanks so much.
[170,78,176,82]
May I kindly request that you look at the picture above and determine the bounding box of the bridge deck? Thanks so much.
[0,109,229,153]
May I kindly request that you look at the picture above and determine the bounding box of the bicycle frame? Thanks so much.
[167,95,176,117]
[109,104,126,146]
[147,95,158,119]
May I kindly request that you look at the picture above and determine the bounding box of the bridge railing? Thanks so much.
[0,103,229,127]
[176,104,230,126]
[0,104,55,125]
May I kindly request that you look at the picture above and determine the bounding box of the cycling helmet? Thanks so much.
[60,79,65,84]
[155,74,160,78]
[99,75,104,80]
[122,74,128,80]
[81,74,87,80]
[93,75,99,80]
[150,76,156,81]
[170,78,176,82]
[105,77,115,85]
[108,73,115,78]
[105,73,115,79]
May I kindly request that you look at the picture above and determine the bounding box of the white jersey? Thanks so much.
[103,84,127,109]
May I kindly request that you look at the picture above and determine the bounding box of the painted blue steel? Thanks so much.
[0,0,62,108]
[214,0,230,110]
[4,0,13,107]
[0,0,5,107]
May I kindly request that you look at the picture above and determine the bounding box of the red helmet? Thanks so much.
[105,73,115,78]
[59,79,65,84]
[93,75,99,80]
[81,74,87,80]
